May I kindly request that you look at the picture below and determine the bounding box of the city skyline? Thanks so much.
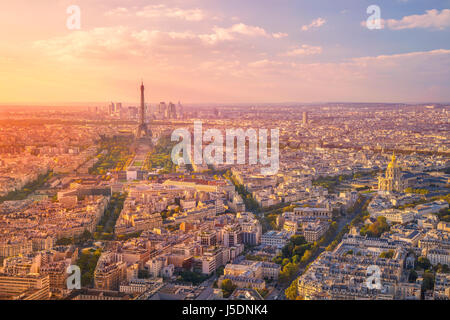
[0,0,449,305]
[0,0,449,104]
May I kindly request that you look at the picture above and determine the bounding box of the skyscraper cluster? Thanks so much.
[109,102,122,116]
[153,101,183,120]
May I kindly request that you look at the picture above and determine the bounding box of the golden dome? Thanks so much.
[387,151,397,168]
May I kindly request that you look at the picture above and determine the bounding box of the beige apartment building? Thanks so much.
[0,273,50,300]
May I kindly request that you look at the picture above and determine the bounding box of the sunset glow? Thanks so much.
[1,0,449,104]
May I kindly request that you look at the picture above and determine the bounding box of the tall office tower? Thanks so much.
[302,111,308,125]
[166,102,171,119]
[168,102,176,119]
[159,102,167,119]
[116,102,122,112]
[164,107,170,119]
[137,82,152,139]
[109,102,115,115]
[177,101,184,119]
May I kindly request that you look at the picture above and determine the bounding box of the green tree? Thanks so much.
[285,280,298,300]
[417,257,432,270]
[408,270,418,283]
[379,250,395,259]
[279,262,299,284]
[360,216,390,238]
[422,271,435,292]
[301,250,313,264]
[221,279,237,298]
[56,237,73,245]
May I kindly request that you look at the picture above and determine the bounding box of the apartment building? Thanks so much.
[0,273,50,300]
[302,221,330,242]
[94,252,127,291]
[261,230,291,248]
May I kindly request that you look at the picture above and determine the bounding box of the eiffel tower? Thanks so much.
[137,81,152,140]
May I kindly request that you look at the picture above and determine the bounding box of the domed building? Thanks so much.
[378,152,405,193]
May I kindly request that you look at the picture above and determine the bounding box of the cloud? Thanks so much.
[248,59,283,68]
[106,4,206,21]
[227,23,269,36]
[29,22,450,103]
[272,32,288,39]
[284,45,323,56]
[233,49,450,90]
[310,49,450,85]
[104,7,131,17]
[246,49,450,101]
[361,19,386,30]
[33,27,207,61]
[301,17,326,31]
[350,49,450,72]
[199,23,275,44]
[385,9,450,30]
[136,4,205,21]
[33,23,280,60]
[33,27,138,60]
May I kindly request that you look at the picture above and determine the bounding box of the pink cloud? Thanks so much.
[106,4,206,21]
[136,4,205,21]
[284,45,323,56]
[386,9,450,30]
[301,17,326,31]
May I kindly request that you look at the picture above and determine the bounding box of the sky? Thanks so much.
[0,0,449,105]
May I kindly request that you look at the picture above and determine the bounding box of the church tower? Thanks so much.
[378,151,403,193]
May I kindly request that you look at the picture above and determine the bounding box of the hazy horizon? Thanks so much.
[0,100,449,108]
